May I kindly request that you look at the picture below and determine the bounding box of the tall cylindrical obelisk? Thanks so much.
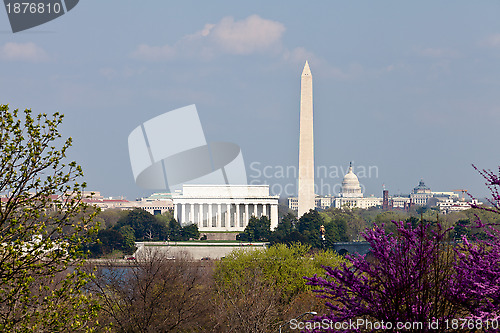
[298,61,315,217]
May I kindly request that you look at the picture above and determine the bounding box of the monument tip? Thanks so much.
[302,60,311,76]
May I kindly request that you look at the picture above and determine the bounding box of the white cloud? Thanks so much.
[208,15,285,54]
[129,14,360,81]
[480,34,500,48]
[131,15,285,61]
[0,42,49,62]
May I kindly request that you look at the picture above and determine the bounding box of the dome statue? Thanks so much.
[341,162,363,198]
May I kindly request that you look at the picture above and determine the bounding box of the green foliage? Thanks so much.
[88,229,124,257]
[320,209,349,243]
[168,218,182,241]
[270,209,350,248]
[86,223,136,258]
[453,219,471,241]
[215,243,344,305]
[374,210,410,233]
[374,210,409,223]
[0,105,100,331]
[153,211,171,228]
[93,208,127,229]
[115,208,167,241]
[291,209,324,247]
[237,216,271,241]
[463,207,500,226]
[212,243,344,332]
[119,225,136,254]
[163,219,199,241]
[180,223,200,240]
[269,212,300,244]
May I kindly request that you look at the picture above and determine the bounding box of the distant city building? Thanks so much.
[288,167,473,213]
[438,199,482,214]
[410,180,433,205]
[339,163,363,198]
[78,186,279,231]
[333,163,383,209]
[289,163,383,211]
[288,196,334,212]
[382,190,389,210]
[171,185,279,232]
[317,196,334,210]
[333,195,383,210]
[80,191,174,215]
[390,196,411,209]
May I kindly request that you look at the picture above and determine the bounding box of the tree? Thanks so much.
[322,207,367,242]
[212,243,343,332]
[88,229,125,257]
[296,209,324,248]
[237,216,271,241]
[452,219,471,241]
[374,210,409,233]
[167,218,183,241]
[115,208,167,241]
[320,209,349,243]
[451,165,500,321]
[0,105,99,331]
[270,209,350,247]
[304,164,500,332]
[119,225,136,254]
[305,221,466,332]
[86,225,136,258]
[153,210,172,232]
[94,208,127,229]
[181,223,200,240]
[88,249,213,332]
[269,212,300,244]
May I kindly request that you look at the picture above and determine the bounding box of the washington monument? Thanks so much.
[298,61,315,217]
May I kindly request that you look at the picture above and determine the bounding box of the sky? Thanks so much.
[1,1,499,200]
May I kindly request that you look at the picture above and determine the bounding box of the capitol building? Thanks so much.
[288,162,383,211]
[332,162,383,209]
[288,162,465,212]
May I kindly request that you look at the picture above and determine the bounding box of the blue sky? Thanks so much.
[1,1,499,200]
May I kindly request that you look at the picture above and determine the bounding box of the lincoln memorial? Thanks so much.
[172,185,279,232]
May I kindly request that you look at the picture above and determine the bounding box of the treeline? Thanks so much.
[87,204,499,258]
[86,208,199,258]
[237,205,500,248]
[237,210,349,247]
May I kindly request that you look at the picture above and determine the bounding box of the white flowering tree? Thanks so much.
[0,104,100,332]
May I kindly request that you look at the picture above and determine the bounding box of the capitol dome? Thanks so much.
[341,162,363,198]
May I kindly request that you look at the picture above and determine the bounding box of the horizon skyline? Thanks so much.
[1,1,498,201]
